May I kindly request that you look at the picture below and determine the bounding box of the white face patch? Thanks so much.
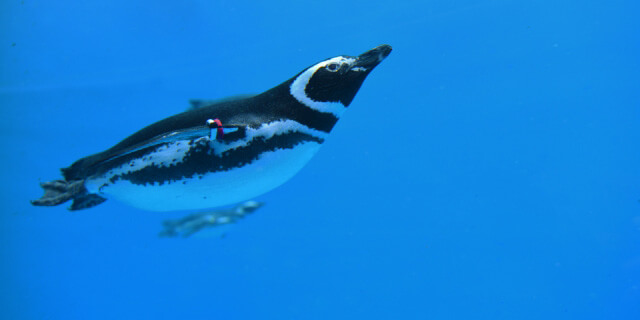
[290,56,357,117]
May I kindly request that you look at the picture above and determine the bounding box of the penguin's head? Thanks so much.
[290,44,392,116]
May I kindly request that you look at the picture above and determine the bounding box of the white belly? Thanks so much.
[86,141,321,211]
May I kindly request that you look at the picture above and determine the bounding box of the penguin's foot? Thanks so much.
[31,180,106,211]
[31,180,84,206]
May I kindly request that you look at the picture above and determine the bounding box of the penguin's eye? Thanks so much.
[325,63,340,72]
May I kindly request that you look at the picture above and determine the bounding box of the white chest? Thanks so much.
[85,120,326,211]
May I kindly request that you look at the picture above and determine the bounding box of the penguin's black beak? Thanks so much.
[354,44,392,69]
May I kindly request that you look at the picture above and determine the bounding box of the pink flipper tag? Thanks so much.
[206,118,224,141]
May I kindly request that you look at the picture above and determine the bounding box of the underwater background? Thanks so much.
[1,0,639,319]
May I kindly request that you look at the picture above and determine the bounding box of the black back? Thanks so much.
[62,77,338,180]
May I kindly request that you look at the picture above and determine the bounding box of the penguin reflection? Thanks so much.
[159,201,263,238]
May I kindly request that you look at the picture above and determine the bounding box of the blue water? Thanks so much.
[2,1,639,319]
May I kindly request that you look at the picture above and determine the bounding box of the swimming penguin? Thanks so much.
[158,200,264,238]
[32,45,392,211]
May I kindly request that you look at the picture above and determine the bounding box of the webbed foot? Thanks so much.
[31,179,106,211]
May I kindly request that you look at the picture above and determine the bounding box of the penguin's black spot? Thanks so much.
[112,131,323,186]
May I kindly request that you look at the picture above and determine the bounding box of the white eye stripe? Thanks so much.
[321,57,356,68]
[325,63,340,72]
[324,57,356,72]
[289,56,354,117]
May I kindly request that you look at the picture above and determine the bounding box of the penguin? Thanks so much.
[32,44,392,211]
[158,200,264,238]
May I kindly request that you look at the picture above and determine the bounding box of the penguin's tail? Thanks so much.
[31,179,106,211]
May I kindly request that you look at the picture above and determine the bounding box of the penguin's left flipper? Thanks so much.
[31,179,106,211]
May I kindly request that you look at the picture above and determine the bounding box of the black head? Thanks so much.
[289,45,392,116]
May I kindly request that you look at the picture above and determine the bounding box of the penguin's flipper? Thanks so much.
[98,122,250,167]
[98,127,211,164]
[31,179,106,210]
[188,94,256,111]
